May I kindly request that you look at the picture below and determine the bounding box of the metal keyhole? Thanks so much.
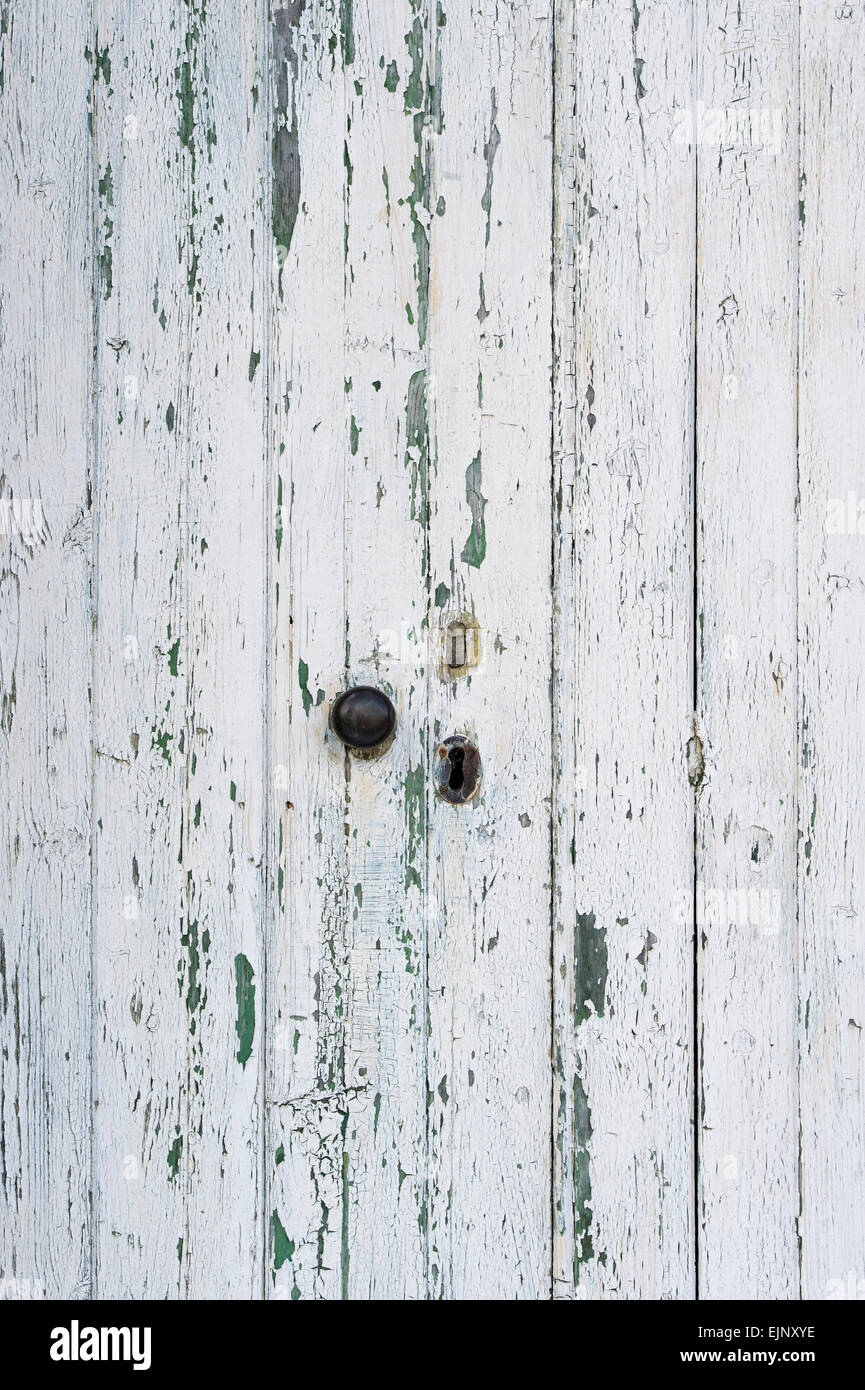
[447,624,466,669]
[448,745,465,791]
[435,735,481,805]
[439,613,481,680]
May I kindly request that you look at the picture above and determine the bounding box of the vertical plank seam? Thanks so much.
[691,0,701,1303]
[422,0,434,1301]
[176,0,195,1293]
[794,0,803,1302]
[548,0,559,1305]
[556,0,575,1301]
[338,18,352,1293]
[87,0,100,1302]
[261,0,274,1304]
[550,0,577,1299]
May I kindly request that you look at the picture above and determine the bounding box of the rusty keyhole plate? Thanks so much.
[434,735,482,805]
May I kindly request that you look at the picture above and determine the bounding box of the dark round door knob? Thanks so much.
[329,686,396,751]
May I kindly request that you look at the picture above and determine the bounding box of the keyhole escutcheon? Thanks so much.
[434,735,482,805]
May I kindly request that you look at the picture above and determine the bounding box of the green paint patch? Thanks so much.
[98,244,112,301]
[481,89,500,246]
[167,638,180,676]
[166,401,175,432]
[384,59,399,91]
[341,1148,350,1298]
[234,953,255,1068]
[573,1067,594,1275]
[460,453,486,568]
[186,245,199,299]
[248,348,260,381]
[298,659,325,716]
[430,17,444,135]
[167,1132,183,1182]
[177,59,194,150]
[350,415,360,455]
[434,581,450,608]
[403,15,424,111]
[477,274,489,323]
[95,45,111,86]
[181,912,202,1015]
[403,759,425,892]
[404,11,429,345]
[687,726,705,787]
[273,1210,294,1270]
[799,172,807,227]
[98,163,113,206]
[382,166,391,220]
[340,0,354,65]
[575,909,607,1027]
[405,370,428,531]
[272,4,305,293]
[151,725,173,763]
[95,153,114,301]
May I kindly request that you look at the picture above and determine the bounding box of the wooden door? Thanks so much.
[2,0,864,1301]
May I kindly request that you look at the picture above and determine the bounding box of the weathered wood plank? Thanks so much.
[798,0,865,1301]
[553,0,696,1299]
[91,0,266,1296]
[90,0,186,1296]
[551,0,577,1298]
[694,0,800,1298]
[265,0,348,1302]
[337,0,430,1298]
[426,0,553,1299]
[0,0,93,1299]
[174,0,267,1297]
[266,0,428,1299]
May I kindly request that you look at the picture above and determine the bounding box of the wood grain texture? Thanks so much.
[0,0,93,1299]
[266,0,429,1301]
[91,0,266,1297]
[695,0,800,1297]
[798,0,865,1302]
[337,0,429,1297]
[553,0,696,1299]
[90,0,187,1297]
[265,0,351,1301]
[426,0,553,1299]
